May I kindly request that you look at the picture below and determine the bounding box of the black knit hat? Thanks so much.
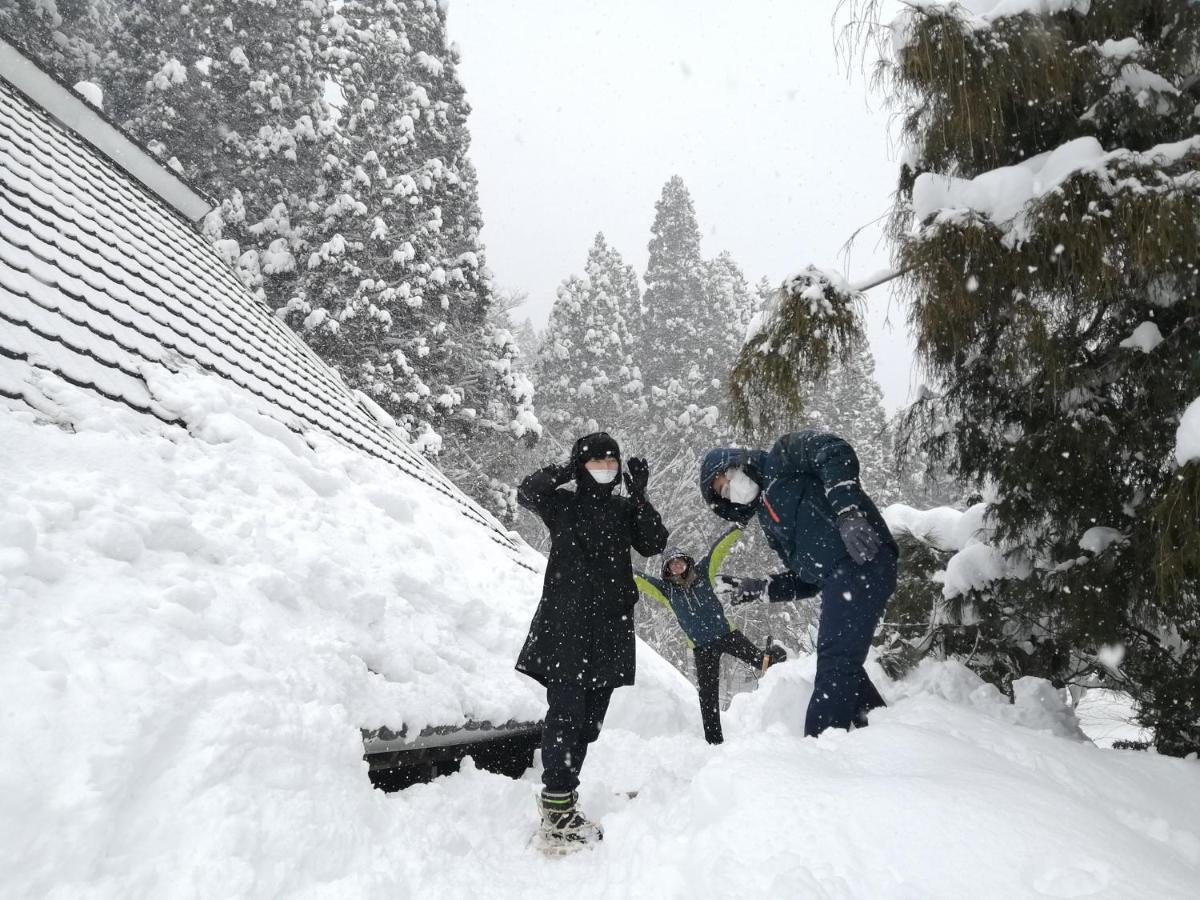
[572,432,621,466]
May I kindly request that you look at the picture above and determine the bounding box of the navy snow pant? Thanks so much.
[694,630,766,745]
[541,682,614,792]
[804,545,898,738]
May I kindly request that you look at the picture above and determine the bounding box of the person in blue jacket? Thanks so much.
[634,529,787,744]
[699,431,898,737]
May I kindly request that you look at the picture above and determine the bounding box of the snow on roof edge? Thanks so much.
[0,31,212,223]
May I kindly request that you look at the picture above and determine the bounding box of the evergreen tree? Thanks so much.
[628,178,752,549]
[635,177,713,397]
[0,0,115,87]
[11,0,537,518]
[740,1,1200,754]
[702,251,759,385]
[534,233,642,444]
[287,0,529,451]
[99,0,335,306]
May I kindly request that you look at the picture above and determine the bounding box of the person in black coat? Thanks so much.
[517,432,668,847]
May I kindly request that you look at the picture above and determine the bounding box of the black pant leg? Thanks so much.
[859,672,888,715]
[541,683,588,792]
[694,643,724,744]
[568,684,615,780]
[722,629,767,669]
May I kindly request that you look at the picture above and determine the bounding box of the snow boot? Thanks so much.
[536,790,603,852]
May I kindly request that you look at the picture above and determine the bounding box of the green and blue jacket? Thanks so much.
[634,528,743,648]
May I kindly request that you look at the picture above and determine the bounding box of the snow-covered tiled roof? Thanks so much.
[0,63,526,564]
[0,33,210,223]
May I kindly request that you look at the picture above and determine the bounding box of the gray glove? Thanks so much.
[838,511,881,565]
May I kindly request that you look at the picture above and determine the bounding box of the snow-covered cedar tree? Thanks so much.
[734,0,1200,754]
[626,178,755,551]
[512,233,643,543]
[892,0,1200,756]
[97,0,336,308]
[0,0,116,86]
[301,1,538,520]
[534,233,642,446]
[730,266,864,435]
[620,182,776,675]
[18,0,538,519]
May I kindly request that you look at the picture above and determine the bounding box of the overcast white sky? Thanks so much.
[446,0,917,411]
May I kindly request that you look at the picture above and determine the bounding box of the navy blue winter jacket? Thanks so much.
[699,431,896,589]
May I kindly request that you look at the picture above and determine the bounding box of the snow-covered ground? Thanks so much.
[382,657,1200,898]
[3,372,1199,898]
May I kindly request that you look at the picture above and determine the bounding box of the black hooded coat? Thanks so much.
[516,433,669,688]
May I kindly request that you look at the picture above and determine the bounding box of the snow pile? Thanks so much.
[0,368,555,895]
[912,135,1200,239]
[1079,526,1125,555]
[4,374,1199,897]
[1075,688,1153,749]
[885,503,1031,598]
[884,502,983,553]
[72,81,103,109]
[1176,397,1200,466]
[361,655,1200,898]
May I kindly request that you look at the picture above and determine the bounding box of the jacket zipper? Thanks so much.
[762,492,782,523]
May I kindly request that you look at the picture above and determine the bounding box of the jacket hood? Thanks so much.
[572,431,621,497]
[700,447,764,524]
[661,545,696,584]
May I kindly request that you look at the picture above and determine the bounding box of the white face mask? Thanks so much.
[722,467,759,504]
[586,466,619,484]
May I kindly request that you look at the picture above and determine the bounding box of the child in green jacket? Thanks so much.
[635,528,787,744]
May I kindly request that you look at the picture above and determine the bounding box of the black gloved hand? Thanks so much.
[624,456,649,498]
[763,642,788,668]
[730,577,768,605]
[838,511,881,565]
[549,462,574,486]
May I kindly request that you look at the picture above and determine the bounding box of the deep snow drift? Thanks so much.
[3,374,1199,898]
